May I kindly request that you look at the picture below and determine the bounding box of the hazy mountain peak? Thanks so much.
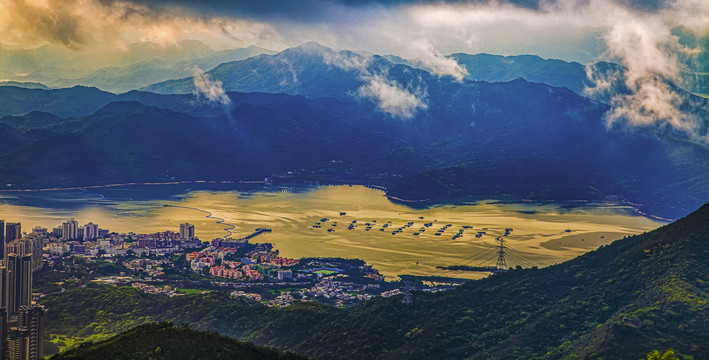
[286,41,335,54]
[0,81,50,90]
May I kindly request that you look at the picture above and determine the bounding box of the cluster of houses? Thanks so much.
[131,282,182,297]
[270,292,296,307]
[123,258,167,277]
[187,245,299,282]
[230,291,262,301]
[300,280,378,303]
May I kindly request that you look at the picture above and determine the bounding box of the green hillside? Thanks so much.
[50,322,309,360]
[41,203,709,359]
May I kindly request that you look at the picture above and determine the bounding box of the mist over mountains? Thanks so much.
[1,42,707,220]
[0,40,275,93]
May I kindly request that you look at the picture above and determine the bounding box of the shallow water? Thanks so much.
[0,185,663,280]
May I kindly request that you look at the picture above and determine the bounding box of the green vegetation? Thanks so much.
[42,203,709,359]
[34,257,130,294]
[175,288,208,295]
[51,322,309,360]
[645,349,693,360]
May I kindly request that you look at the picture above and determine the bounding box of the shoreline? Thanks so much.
[0,180,674,222]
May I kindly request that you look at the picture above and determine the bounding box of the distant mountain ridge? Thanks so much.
[451,53,591,94]
[0,81,50,90]
[143,42,622,99]
[141,42,706,130]
[0,40,275,93]
[142,42,372,99]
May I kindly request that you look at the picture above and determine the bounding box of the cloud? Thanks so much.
[0,0,283,50]
[580,0,708,140]
[0,0,91,49]
[324,51,428,118]
[322,50,372,72]
[357,74,428,119]
[407,39,467,80]
[192,66,231,105]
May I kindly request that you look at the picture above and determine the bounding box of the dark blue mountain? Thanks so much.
[0,43,707,219]
[143,42,631,101]
[0,85,353,119]
[451,53,590,94]
[0,86,120,118]
[143,42,371,100]
[0,110,62,128]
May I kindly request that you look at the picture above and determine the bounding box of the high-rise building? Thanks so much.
[29,227,46,236]
[0,260,7,309]
[0,261,7,360]
[83,223,99,240]
[5,241,27,258]
[20,235,43,271]
[7,326,28,360]
[61,219,78,241]
[0,307,7,360]
[5,223,20,243]
[1,252,44,360]
[6,254,32,316]
[51,227,62,239]
[15,305,44,360]
[0,219,5,259]
[180,223,195,241]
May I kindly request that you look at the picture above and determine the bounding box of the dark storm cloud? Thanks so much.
[110,0,671,22]
[4,0,86,48]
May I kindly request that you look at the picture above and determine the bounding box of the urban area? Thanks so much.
[0,217,435,359]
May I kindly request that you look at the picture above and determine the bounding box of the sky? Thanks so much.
[0,0,706,64]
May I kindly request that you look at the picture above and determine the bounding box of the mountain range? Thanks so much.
[0,42,707,220]
[0,40,274,93]
[142,42,616,100]
[42,202,709,359]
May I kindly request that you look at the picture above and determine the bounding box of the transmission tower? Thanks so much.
[402,281,413,305]
[495,237,508,270]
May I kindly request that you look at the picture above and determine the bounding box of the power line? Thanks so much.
[495,237,507,270]
[402,281,413,305]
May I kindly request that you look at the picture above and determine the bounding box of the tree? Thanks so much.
[646,349,682,360]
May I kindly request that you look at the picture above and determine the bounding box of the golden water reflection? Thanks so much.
[0,185,662,280]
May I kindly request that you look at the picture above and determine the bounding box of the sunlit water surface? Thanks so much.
[0,185,663,280]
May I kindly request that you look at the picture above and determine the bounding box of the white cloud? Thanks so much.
[322,51,372,73]
[407,39,467,81]
[579,0,708,140]
[324,51,427,119]
[357,74,428,119]
[192,66,231,105]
